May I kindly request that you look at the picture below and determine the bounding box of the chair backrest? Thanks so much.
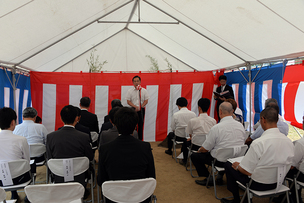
[299,161,304,173]
[251,164,290,193]
[214,145,248,162]
[191,134,207,146]
[90,131,99,143]
[0,159,31,179]
[25,182,84,203]
[47,157,89,177]
[29,143,46,158]
[102,178,156,203]
[0,187,6,202]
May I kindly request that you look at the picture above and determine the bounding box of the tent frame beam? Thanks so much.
[98,21,179,24]
[53,28,125,72]
[143,0,247,63]
[14,0,135,67]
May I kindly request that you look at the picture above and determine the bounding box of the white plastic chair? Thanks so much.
[237,165,291,203]
[206,145,248,200]
[102,178,157,203]
[25,182,84,203]
[186,134,207,177]
[47,157,94,203]
[29,143,47,183]
[0,160,32,197]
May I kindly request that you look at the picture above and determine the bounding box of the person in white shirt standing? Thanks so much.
[165,97,196,156]
[181,98,216,165]
[0,107,31,201]
[126,75,149,141]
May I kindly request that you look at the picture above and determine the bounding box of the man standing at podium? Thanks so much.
[126,75,149,140]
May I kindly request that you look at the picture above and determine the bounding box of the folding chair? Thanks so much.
[206,145,248,200]
[47,157,94,203]
[0,160,32,198]
[0,186,17,203]
[281,162,304,203]
[29,143,47,183]
[101,178,157,203]
[237,165,291,203]
[186,134,207,177]
[25,182,84,203]
[172,128,187,163]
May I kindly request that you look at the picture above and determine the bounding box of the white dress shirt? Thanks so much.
[126,87,149,107]
[171,108,196,138]
[14,120,48,145]
[250,118,289,140]
[240,128,294,174]
[186,113,216,136]
[292,137,304,169]
[0,130,30,162]
[202,116,246,157]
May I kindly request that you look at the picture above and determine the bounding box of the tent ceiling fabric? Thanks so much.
[1,0,304,72]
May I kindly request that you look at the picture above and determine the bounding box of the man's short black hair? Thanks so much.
[132,75,141,81]
[109,107,121,124]
[80,97,91,108]
[60,105,78,125]
[0,107,17,130]
[198,98,210,112]
[35,116,42,123]
[74,106,81,116]
[260,107,279,124]
[265,102,280,113]
[176,97,188,107]
[219,75,227,81]
[114,107,138,135]
[111,99,123,108]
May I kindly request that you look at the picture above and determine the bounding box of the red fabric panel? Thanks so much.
[283,64,304,129]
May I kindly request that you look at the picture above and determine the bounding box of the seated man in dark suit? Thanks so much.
[98,107,156,203]
[99,107,138,147]
[79,97,99,148]
[103,99,123,124]
[99,107,121,146]
[46,105,94,193]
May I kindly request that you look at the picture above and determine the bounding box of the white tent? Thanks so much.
[1,0,304,73]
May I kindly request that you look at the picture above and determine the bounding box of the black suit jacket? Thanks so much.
[97,135,155,186]
[79,109,99,133]
[216,84,234,107]
[46,126,93,161]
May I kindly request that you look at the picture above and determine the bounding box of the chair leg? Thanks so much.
[97,184,100,203]
[173,141,177,163]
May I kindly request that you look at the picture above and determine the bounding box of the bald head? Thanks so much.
[219,102,234,119]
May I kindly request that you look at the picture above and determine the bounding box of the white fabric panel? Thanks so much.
[95,86,108,129]
[69,85,82,107]
[143,85,158,142]
[262,83,268,109]
[4,87,10,107]
[281,82,287,120]
[121,86,133,107]
[22,89,29,111]
[294,82,304,123]
[15,88,20,124]
[167,84,181,133]
[246,84,250,123]
[210,85,217,118]
[42,84,56,133]
[191,83,204,116]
